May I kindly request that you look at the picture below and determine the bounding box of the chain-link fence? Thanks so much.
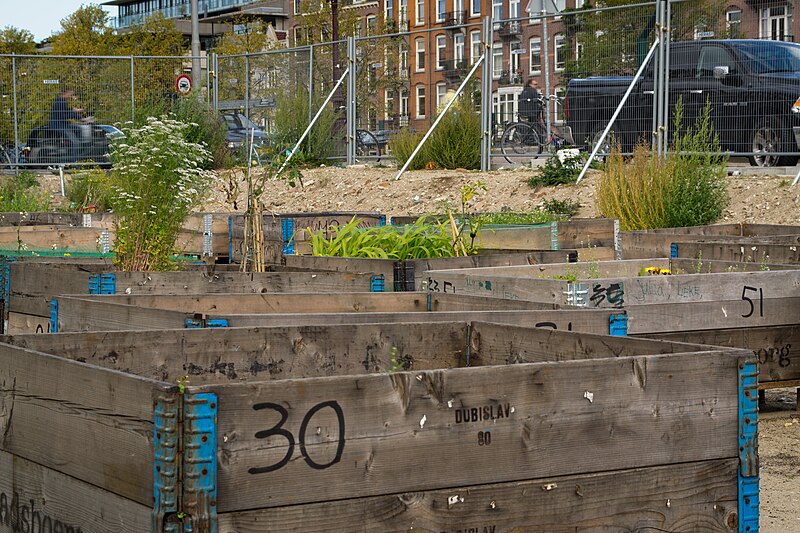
[4,0,800,171]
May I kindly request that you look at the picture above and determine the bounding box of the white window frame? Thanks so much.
[416,84,426,118]
[470,30,481,64]
[385,0,394,22]
[529,37,541,73]
[726,9,742,34]
[436,34,446,70]
[294,0,302,15]
[554,33,566,71]
[493,0,503,21]
[366,15,377,36]
[454,33,465,64]
[510,0,520,19]
[400,0,408,21]
[400,90,409,119]
[416,37,426,72]
[436,82,448,110]
[492,46,503,79]
[436,0,446,22]
[761,5,793,41]
[471,0,481,18]
[510,41,521,75]
[400,42,409,73]
[416,0,425,25]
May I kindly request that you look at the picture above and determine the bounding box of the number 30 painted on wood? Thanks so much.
[248,400,346,474]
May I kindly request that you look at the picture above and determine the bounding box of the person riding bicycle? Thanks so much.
[48,88,85,140]
[518,78,543,127]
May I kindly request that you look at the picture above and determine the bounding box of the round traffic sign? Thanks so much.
[176,74,192,95]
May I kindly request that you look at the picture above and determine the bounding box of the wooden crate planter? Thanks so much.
[426,267,800,389]
[0,323,758,532]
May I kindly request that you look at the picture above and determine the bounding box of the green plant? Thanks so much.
[0,171,49,212]
[389,128,429,170]
[111,115,213,271]
[597,99,728,230]
[542,198,581,218]
[475,211,556,225]
[309,216,472,260]
[425,97,481,170]
[387,346,410,373]
[171,94,232,169]
[528,153,584,187]
[273,91,338,164]
[67,168,113,212]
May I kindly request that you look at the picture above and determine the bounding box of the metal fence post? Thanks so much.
[244,54,250,120]
[346,36,357,166]
[130,55,136,124]
[11,54,19,170]
[212,53,219,112]
[308,44,315,125]
[542,8,552,141]
[662,0,672,157]
[480,17,493,172]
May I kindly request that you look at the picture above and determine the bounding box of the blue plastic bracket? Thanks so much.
[426,293,432,312]
[49,300,58,333]
[152,394,181,533]
[185,317,202,329]
[88,273,117,295]
[205,319,229,328]
[670,243,678,258]
[282,218,295,255]
[185,317,228,329]
[738,356,759,533]
[182,392,218,533]
[379,215,387,227]
[608,313,628,337]
[370,274,385,292]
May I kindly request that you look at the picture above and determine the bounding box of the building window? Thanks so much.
[554,34,566,71]
[416,85,426,118]
[553,86,565,123]
[454,33,465,64]
[437,0,445,22]
[401,90,409,119]
[294,0,302,15]
[726,10,741,38]
[400,0,408,21]
[436,82,448,110]
[761,5,793,41]
[385,0,394,22]
[400,42,408,73]
[510,0,520,19]
[493,0,503,21]
[529,37,541,73]
[416,0,425,25]
[492,46,503,78]
[471,0,481,17]
[366,16,377,36]
[493,91,517,125]
[436,34,446,69]
[416,38,426,72]
[510,41,521,75]
[470,30,481,64]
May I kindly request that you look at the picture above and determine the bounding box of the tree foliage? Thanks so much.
[51,5,116,56]
[0,26,36,55]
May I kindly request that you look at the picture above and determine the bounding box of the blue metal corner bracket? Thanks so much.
[670,243,678,258]
[738,356,759,533]
[183,392,218,533]
[282,218,296,255]
[88,273,117,295]
[608,313,628,337]
[152,394,181,533]
[49,300,58,333]
[370,274,385,292]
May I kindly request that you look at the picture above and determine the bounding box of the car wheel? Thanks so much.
[589,129,615,163]
[750,121,799,167]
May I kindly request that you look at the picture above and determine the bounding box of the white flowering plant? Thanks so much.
[110,116,213,270]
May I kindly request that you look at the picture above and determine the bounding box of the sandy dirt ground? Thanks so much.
[39,165,800,530]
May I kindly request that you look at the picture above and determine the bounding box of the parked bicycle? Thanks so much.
[1,143,27,170]
[500,96,570,164]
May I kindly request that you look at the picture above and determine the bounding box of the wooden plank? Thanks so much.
[0,212,82,226]
[7,312,51,334]
[202,349,741,511]
[639,325,800,384]
[0,227,108,251]
[557,218,617,248]
[673,241,800,265]
[218,459,739,532]
[0,342,159,504]
[0,448,151,533]
[669,257,797,273]
[472,226,553,250]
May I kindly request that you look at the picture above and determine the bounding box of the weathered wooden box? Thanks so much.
[0,323,757,531]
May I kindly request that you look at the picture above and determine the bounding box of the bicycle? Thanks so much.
[1,143,27,170]
[355,129,383,162]
[500,96,569,164]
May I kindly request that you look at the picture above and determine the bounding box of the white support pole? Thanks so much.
[394,55,486,180]
[576,37,660,184]
[277,68,350,177]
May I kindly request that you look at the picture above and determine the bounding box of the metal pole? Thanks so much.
[542,9,552,140]
[347,36,357,165]
[651,0,662,151]
[656,0,668,155]
[662,0,671,157]
[130,55,135,124]
[244,54,250,120]
[191,0,201,84]
[576,37,660,184]
[308,45,315,125]
[480,16,493,172]
[396,55,485,180]
[11,55,19,169]
[277,68,350,177]
[212,53,219,111]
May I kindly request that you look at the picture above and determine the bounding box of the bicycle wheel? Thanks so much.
[501,123,540,164]
[356,130,381,162]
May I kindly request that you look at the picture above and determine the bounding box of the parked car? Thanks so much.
[566,39,800,166]
[221,111,270,149]
[97,124,125,140]
[25,122,110,167]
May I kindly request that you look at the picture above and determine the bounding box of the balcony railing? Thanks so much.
[442,59,468,82]
[398,67,410,80]
[443,11,467,28]
[498,70,523,86]
[111,0,286,29]
[497,21,521,40]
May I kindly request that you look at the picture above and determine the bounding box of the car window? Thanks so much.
[669,46,700,80]
[223,114,240,130]
[697,46,736,78]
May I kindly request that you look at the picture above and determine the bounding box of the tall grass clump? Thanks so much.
[309,216,473,260]
[597,100,728,230]
[273,91,338,163]
[390,96,480,170]
[110,116,213,271]
[171,94,231,169]
[67,168,113,212]
[0,171,49,212]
